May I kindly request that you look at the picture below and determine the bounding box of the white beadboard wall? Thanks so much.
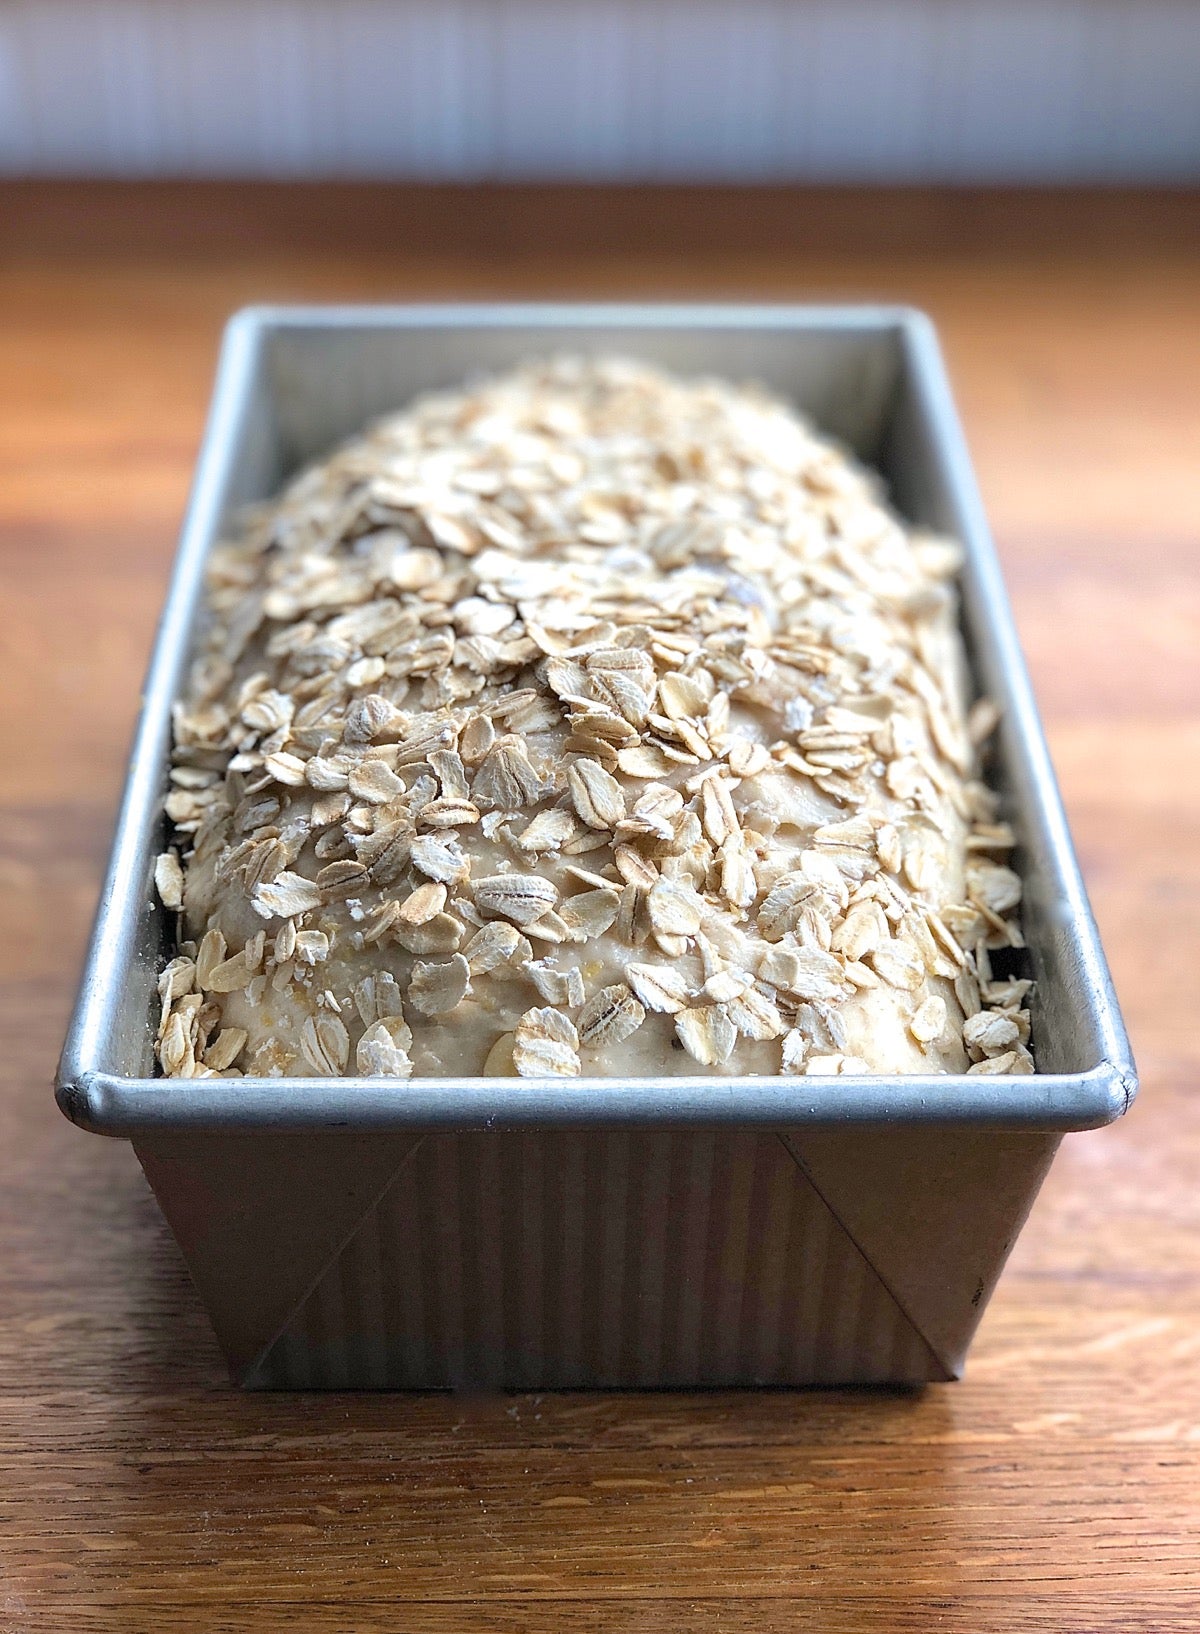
[0,0,1198,181]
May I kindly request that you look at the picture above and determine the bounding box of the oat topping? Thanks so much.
[513,1006,581,1077]
[155,356,1031,1081]
[577,983,646,1049]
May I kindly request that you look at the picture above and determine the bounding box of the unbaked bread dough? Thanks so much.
[154,357,1032,1080]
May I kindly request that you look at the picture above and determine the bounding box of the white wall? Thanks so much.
[1,0,1197,181]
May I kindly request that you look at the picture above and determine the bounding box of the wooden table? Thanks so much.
[2,184,1198,1631]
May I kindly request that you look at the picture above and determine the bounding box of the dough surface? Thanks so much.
[154,357,1032,1080]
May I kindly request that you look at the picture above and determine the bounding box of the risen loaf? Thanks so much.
[155,357,1032,1080]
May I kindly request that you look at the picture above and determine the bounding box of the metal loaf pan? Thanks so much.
[56,305,1137,1389]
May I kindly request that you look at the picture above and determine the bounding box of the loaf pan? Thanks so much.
[56,305,1136,1389]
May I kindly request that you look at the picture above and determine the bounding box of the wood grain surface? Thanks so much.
[1,184,1198,1632]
